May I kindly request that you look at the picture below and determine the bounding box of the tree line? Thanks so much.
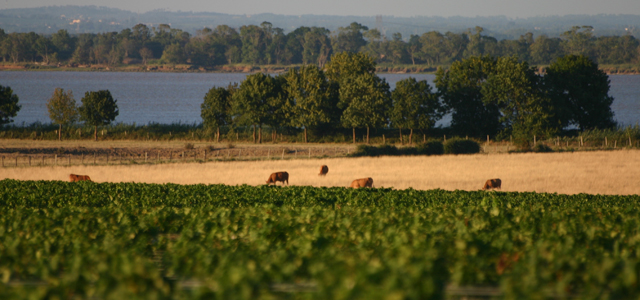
[0,52,616,148]
[0,22,638,67]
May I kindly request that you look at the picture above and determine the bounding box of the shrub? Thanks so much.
[532,143,553,153]
[444,138,481,154]
[417,140,444,155]
[184,143,195,150]
[350,144,399,157]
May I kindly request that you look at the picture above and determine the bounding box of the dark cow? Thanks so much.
[482,178,502,190]
[318,165,329,176]
[69,174,92,182]
[350,177,374,188]
[266,171,289,185]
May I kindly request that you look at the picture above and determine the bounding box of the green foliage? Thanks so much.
[283,65,334,142]
[46,87,79,126]
[418,140,445,155]
[79,90,119,127]
[443,138,481,154]
[545,54,616,130]
[390,77,444,136]
[435,57,502,137]
[350,140,444,157]
[2,180,640,299]
[201,85,232,130]
[532,143,553,152]
[0,85,21,126]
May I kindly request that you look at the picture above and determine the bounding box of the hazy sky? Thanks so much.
[2,0,640,18]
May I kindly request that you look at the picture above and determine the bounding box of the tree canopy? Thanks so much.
[0,85,20,126]
[47,88,79,141]
[79,90,119,141]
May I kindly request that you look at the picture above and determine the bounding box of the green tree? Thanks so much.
[331,22,368,53]
[284,65,333,143]
[482,56,557,147]
[545,54,616,130]
[390,78,444,144]
[233,73,282,143]
[339,73,391,144]
[201,85,233,143]
[0,85,21,126]
[79,90,119,141]
[47,88,79,141]
[325,52,376,82]
[161,43,185,64]
[435,56,501,137]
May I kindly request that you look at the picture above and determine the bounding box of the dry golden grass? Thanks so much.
[2,149,639,195]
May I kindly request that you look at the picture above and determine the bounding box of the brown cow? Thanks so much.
[482,178,502,190]
[350,177,374,188]
[318,165,329,176]
[69,174,92,182]
[266,171,289,185]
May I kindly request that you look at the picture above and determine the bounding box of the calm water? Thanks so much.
[0,71,638,127]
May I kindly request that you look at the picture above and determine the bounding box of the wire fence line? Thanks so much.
[0,146,359,168]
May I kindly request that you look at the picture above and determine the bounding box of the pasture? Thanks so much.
[2,149,639,195]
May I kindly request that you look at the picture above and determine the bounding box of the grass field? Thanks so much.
[2,148,639,195]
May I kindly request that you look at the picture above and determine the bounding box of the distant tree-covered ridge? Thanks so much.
[0,22,638,69]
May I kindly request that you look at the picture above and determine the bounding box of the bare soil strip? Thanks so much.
[2,149,639,195]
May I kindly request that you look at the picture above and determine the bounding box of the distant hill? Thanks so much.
[1,5,639,40]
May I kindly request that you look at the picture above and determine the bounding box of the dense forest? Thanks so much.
[0,22,638,68]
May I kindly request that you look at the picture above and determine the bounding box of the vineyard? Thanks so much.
[1,179,639,299]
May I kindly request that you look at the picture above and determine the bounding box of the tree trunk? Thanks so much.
[94,126,98,141]
[409,128,413,145]
[216,127,220,143]
[304,128,308,143]
[352,128,356,144]
[399,128,403,144]
[253,125,256,143]
[366,127,370,144]
[58,124,62,141]
[258,125,262,144]
[273,128,277,143]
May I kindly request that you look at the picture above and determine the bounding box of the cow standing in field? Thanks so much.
[69,174,92,182]
[318,165,329,176]
[350,177,374,188]
[266,171,289,185]
[482,178,502,190]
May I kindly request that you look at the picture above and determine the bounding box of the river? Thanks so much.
[0,71,638,127]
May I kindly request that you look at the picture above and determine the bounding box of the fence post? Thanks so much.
[534,135,536,145]
[629,135,632,147]
[94,153,96,164]
[268,149,270,159]
[42,156,44,166]
[383,134,385,144]
[55,155,57,166]
[29,156,31,166]
[281,149,285,159]
[605,137,608,147]
[444,135,446,142]
[487,135,490,143]
[16,156,18,167]
[2,156,4,167]
[204,150,206,161]
[182,151,185,161]
[68,155,70,165]
[309,148,311,159]
[82,153,84,164]
[423,134,426,143]
[145,152,148,162]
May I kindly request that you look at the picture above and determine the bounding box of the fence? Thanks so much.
[0,146,357,168]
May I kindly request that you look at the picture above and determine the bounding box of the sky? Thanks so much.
[2,0,640,18]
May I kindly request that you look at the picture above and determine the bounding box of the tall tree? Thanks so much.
[339,73,391,144]
[331,22,368,53]
[482,56,557,147]
[79,90,119,141]
[201,85,233,142]
[0,85,21,126]
[435,56,502,137]
[284,65,333,143]
[233,73,282,143]
[390,78,444,144]
[47,88,79,141]
[545,54,616,130]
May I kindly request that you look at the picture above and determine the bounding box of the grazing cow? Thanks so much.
[69,174,92,182]
[266,171,289,185]
[318,165,329,176]
[350,177,374,188]
[482,178,502,190]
